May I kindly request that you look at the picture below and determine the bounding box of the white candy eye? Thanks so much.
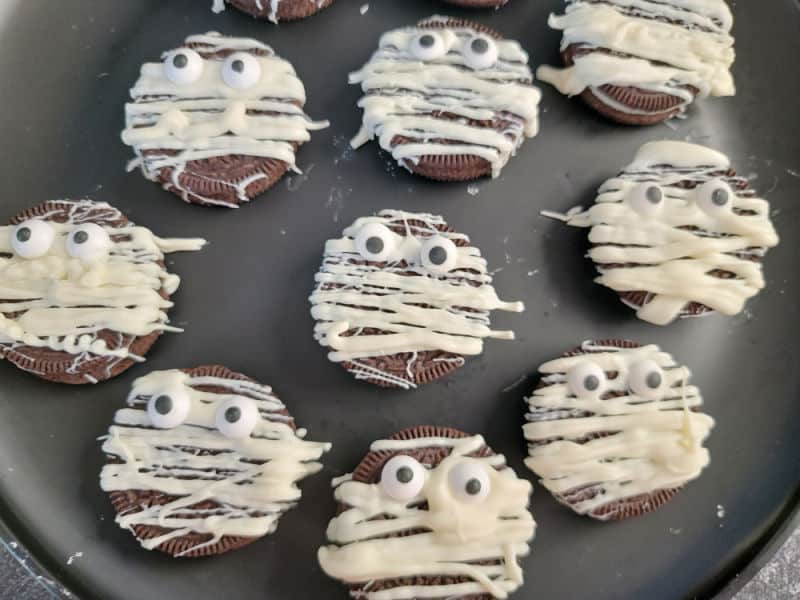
[463,35,498,70]
[222,52,262,90]
[419,236,457,275]
[355,222,396,262]
[147,386,191,429]
[163,48,204,85]
[380,455,426,501]
[66,223,111,260]
[566,362,606,398]
[628,183,665,217]
[409,31,447,61]
[448,462,490,503]
[695,178,734,215]
[11,219,55,259]
[628,360,666,401]
[215,397,259,439]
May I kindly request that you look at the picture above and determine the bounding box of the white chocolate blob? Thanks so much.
[122,32,328,207]
[0,200,205,382]
[524,341,714,519]
[211,0,329,24]
[537,0,735,118]
[309,210,525,389]
[543,141,779,325]
[319,433,535,599]
[349,16,541,178]
[100,368,331,555]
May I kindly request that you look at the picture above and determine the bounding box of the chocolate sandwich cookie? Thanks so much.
[442,0,510,7]
[309,210,524,389]
[543,141,779,325]
[100,365,331,557]
[0,199,204,384]
[212,0,334,22]
[319,426,536,599]
[122,32,328,208]
[537,0,736,125]
[348,16,540,181]
[524,340,715,521]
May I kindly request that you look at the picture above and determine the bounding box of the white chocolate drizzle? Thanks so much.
[100,368,331,555]
[543,141,779,325]
[524,341,714,518]
[319,433,535,599]
[122,32,328,207]
[349,16,541,178]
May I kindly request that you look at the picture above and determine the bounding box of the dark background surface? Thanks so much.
[0,0,798,599]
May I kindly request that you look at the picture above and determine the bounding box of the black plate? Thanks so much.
[0,1,798,598]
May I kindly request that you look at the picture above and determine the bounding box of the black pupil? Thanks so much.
[173,54,188,69]
[231,59,245,73]
[471,38,489,54]
[73,230,89,244]
[428,245,448,266]
[154,395,172,415]
[225,406,242,423]
[418,34,435,48]
[16,227,31,242]
[646,371,662,389]
[365,236,384,255]
[396,466,414,483]
[712,188,729,206]
[465,478,482,495]
[584,374,599,391]
[646,186,662,204]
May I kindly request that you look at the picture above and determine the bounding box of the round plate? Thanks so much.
[0,1,798,599]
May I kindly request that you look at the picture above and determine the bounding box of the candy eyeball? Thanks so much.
[147,386,191,429]
[222,52,262,90]
[66,223,112,261]
[448,462,490,503]
[163,48,204,85]
[215,397,259,439]
[419,236,457,275]
[566,362,607,398]
[355,222,396,263]
[628,360,666,401]
[695,178,734,215]
[409,31,448,61]
[628,182,665,217]
[463,35,498,70]
[11,219,55,259]
[380,455,426,501]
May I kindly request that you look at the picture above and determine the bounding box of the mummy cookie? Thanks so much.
[0,200,204,384]
[121,32,328,208]
[544,141,779,326]
[348,16,541,181]
[211,0,333,22]
[309,210,524,389]
[100,366,331,557]
[524,340,714,520]
[442,0,510,7]
[319,426,536,599]
[537,0,736,125]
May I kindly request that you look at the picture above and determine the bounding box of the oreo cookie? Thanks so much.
[309,210,524,389]
[122,32,328,208]
[524,340,715,521]
[348,16,540,181]
[100,365,331,557]
[0,199,204,384]
[212,0,334,22]
[442,0,510,7]
[319,426,536,598]
[537,1,736,125]
[543,141,779,325]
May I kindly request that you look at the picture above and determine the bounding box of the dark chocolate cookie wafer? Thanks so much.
[0,199,203,384]
[122,32,328,208]
[309,210,524,389]
[319,426,536,599]
[100,365,330,557]
[348,16,540,181]
[217,0,334,21]
[524,340,715,521]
